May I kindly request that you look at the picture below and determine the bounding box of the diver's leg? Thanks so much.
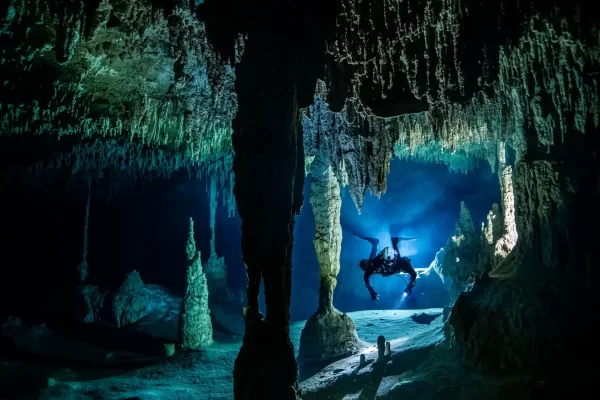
[353,234,379,259]
[403,263,417,284]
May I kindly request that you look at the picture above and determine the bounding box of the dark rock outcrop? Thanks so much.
[112,270,150,327]
[298,310,359,375]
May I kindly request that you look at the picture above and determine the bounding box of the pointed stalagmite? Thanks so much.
[180,217,213,350]
[297,154,359,371]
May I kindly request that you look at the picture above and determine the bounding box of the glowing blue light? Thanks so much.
[402,292,407,297]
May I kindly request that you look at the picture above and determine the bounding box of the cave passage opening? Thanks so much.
[284,157,503,321]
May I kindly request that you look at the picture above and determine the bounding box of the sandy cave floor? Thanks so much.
[3,309,444,400]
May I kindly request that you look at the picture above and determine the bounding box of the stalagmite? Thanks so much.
[77,179,91,283]
[440,202,480,302]
[494,142,518,258]
[204,175,227,295]
[297,154,359,370]
[180,217,213,350]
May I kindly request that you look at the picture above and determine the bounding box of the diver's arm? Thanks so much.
[364,270,379,300]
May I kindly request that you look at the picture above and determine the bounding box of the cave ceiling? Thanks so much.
[1,0,599,210]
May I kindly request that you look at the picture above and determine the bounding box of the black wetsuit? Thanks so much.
[361,238,417,299]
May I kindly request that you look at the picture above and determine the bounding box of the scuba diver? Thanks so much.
[356,235,417,301]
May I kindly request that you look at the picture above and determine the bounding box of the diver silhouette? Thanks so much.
[356,235,417,301]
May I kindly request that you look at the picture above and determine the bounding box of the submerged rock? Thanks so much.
[297,309,360,377]
[410,248,451,308]
[410,312,442,325]
[1,319,160,365]
[112,270,151,327]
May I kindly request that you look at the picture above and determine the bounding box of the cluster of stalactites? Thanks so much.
[302,80,497,211]
[329,0,465,112]
[25,139,237,214]
[311,0,600,211]
[1,1,238,210]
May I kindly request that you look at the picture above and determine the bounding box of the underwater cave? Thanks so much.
[1,0,599,399]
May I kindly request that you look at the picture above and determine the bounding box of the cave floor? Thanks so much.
[3,309,445,400]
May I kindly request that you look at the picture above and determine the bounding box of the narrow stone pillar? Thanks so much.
[495,141,518,257]
[77,179,91,283]
[297,155,359,371]
[204,175,227,294]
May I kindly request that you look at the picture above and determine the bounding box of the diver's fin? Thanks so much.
[394,237,417,242]
[352,233,379,246]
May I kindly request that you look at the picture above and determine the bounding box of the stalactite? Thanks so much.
[304,1,600,211]
[76,178,91,283]
[0,0,237,204]
[297,154,359,369]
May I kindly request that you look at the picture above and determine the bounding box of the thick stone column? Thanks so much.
[297,155,359,373]
[232,58,304,398]
[311,156,342,311]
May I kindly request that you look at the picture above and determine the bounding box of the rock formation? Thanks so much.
[77,284,108,324]
[411,248,451,309]
[441,202,480,302]
[297,153,359,370]
[494,142,518,258]
[112,270,150,327]
[2,0,600,397]
[76,179,91,283]
[204,175,228,295]
[0,0,237,208]
[180,217,213,350]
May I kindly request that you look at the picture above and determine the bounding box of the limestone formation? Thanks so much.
[297,154,359,369]
[413,249,451,308]
[494,142,518,258]
[1,0,599,397]
[441,202,480,302]
[204,176,227,295]
[450,142,599,373]
[112,270,151,327]
[76,179,91,283]
[77,284,108,324]
[0,0,237,208]
[302,1,600,212]
[180,217,213,350]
